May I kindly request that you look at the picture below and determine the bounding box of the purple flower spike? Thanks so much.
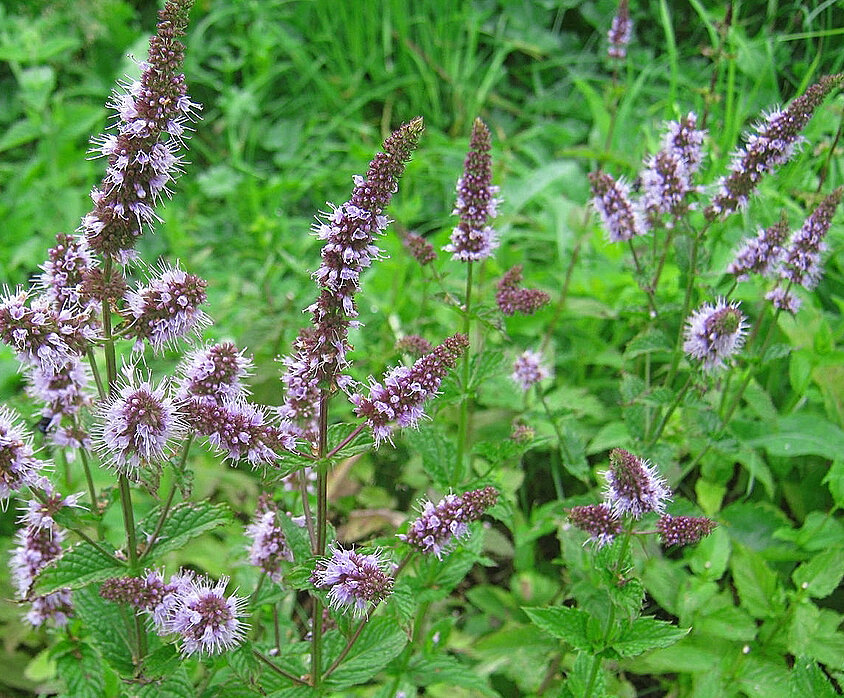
[399,486,498,559]
[166,574,248,656]
[94,375,183,475]
[663,112,706,176]
[657,515,717,546]
[246,495,293,582]
[351,333,469,446]
[603,448,671,519]
[512,350,550,392]
[0,407,46,501]
[765,286,802,314]
[176,341,252,403]
[395,334,433,356]
[25,356,95,438]
[728,214,791,280]
[706,74,843,219]
[607,0,633,59]
[568,504,622,548]
[444,118,501,262]
[496,266,550,316]
[311,545,393,617]
[123,264,210,352]
[83,0,199,262]
[683,298,747,372]
[589,171,648,242]
[38,233,98,312]
[403,232,437,266]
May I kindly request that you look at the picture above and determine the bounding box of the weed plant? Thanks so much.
[0,1,843,697]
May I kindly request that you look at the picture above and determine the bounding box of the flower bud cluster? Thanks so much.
[589,171,647,242]
[512,350,550,391]
[495,266,550,316]
[444,118,501,262]
[100,568,247,656]
[38,233,99,312]
[311,545,393,617]
[245,494,294,582]
[399,486,498,558]
[403,232,437,266]
[351,333,468,446]
[395,334,433,357]
[607,0,633,59]
[728,215,791,280]
[0,407,48,501]
[83,0,200,262]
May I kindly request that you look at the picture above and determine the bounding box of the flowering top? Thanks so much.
[607,0,633,59]
[589,171,647,242]
[280,119,424,433]
[683,298,747,372]
[728,214,791,280]
[0,407,47,501]
[495,265,550,316]
[399,486,498,558]
[351,333,468,446]
[123,264,210,352]
[165,574,248,656]
[568,504,622,548]
[512,350,550,392]
[175,342,252,403]
[38,234,98,312]
[444,118,501,262]
[603,448,671,519]
[706,74,843,219]
[311,545,393,616]
[94,376,183,475]
[83,0,199,262]
[662,112,705,176]
[245,495,293,582]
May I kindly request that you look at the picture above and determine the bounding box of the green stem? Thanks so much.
[311,390,331,689]
[628,239,658,317]
[646,372,694,446]
[77,439,98,512]
[86,348,106,401]
[454,262,474,484]
[253,649,309,686]
[665,230,702,389]
[541,234,583,353]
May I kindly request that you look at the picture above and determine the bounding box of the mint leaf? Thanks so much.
[792,549,844,599]
[611,616,688,658]
[52,637,105,698]
[523,606,591,651]
[141,500,233,559]
[33,541,124,596]
[324,617,407,689]
[404,425,454,488]
[73,585,135,676]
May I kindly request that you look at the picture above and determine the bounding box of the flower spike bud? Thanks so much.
[657,515,717,546]
[683,298,747,372]
[728,213,791,280]
[496,265,550,316]
[607,0,633,59]
[589,171,648,242]
[706,74,844,219]
[444,118,501,261]
[245,495,294,582]
[568,504,623,547]
[603,448,671,519]
[0,407,48,501]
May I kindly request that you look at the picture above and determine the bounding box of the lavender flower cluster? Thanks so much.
[568,448,715,549]
[495,266,550,316]
[100,568,247,655]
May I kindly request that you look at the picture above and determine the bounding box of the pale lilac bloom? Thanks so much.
[38,233,98,312]
[27,589,74,627]
[246,495,293,582]
[165,574,247,656]
[25,355,94,437]
[662,112,705,176]
[568,504,622,548]
[765,286,802,314]
[512,350,550,391]
[351,334,468,446]
[640,150,695,224]
[728,215,791,280]
[399,487,498,558]
[444,119,501,262]
[683,298,747,372]
[311,545,393,616]
[603,448,671,519]
[0,407,46,501]
[95,376,183,475]
[175,341,252,403]
[123,263,210,352]
[607,0,633,59]
[100,568,194,633]
[589,171,648,242]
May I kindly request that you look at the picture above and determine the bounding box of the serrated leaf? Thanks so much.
[404,425,454,487]
[744,414,844,460]
[611,616,688,658]
[624,329,671,358]
[33,541,125,596]
[326,422,374,458]
[73,585,135,676]
[731,545,780,619]
[471,350,507,389]
[407,654,500,696]
[472,439,528,465]
[789,657,838,698]
[53,638,104,698]
[141,645,181,679]
[522,606,591,650]
[141,501,233,559]
[131,667,194,698]
[792,549,844,599]
[323,617,407,689]
[563,650,606,698]
[227,644,261,684]
[822,460,844,508]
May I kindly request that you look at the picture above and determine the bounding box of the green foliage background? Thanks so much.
[0,0,843,695]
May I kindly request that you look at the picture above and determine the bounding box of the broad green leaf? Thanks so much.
[404,425,453,487]
[522,606,591,650]
[822,460,844,508]
[792,549,844,599]
[73,585,135,676]
[563,650,607,698]
[735,654,791,698]
[278,513,313,566]
[33,541,125,596]
[133,668,195,698]
[788,604,844,669]
[744,414,844,460]
[407,654,500,696]
[326,422,374,458]
[323,617,407,689]
[471,349,507,389]
[624,328,671,358]
[611,616,688,658]
[141,501,233,559]
[734,449,775,499]
[52,638,104,698]
[730,545,780,619]
[688,525,730,580]
[789,657,838,698]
